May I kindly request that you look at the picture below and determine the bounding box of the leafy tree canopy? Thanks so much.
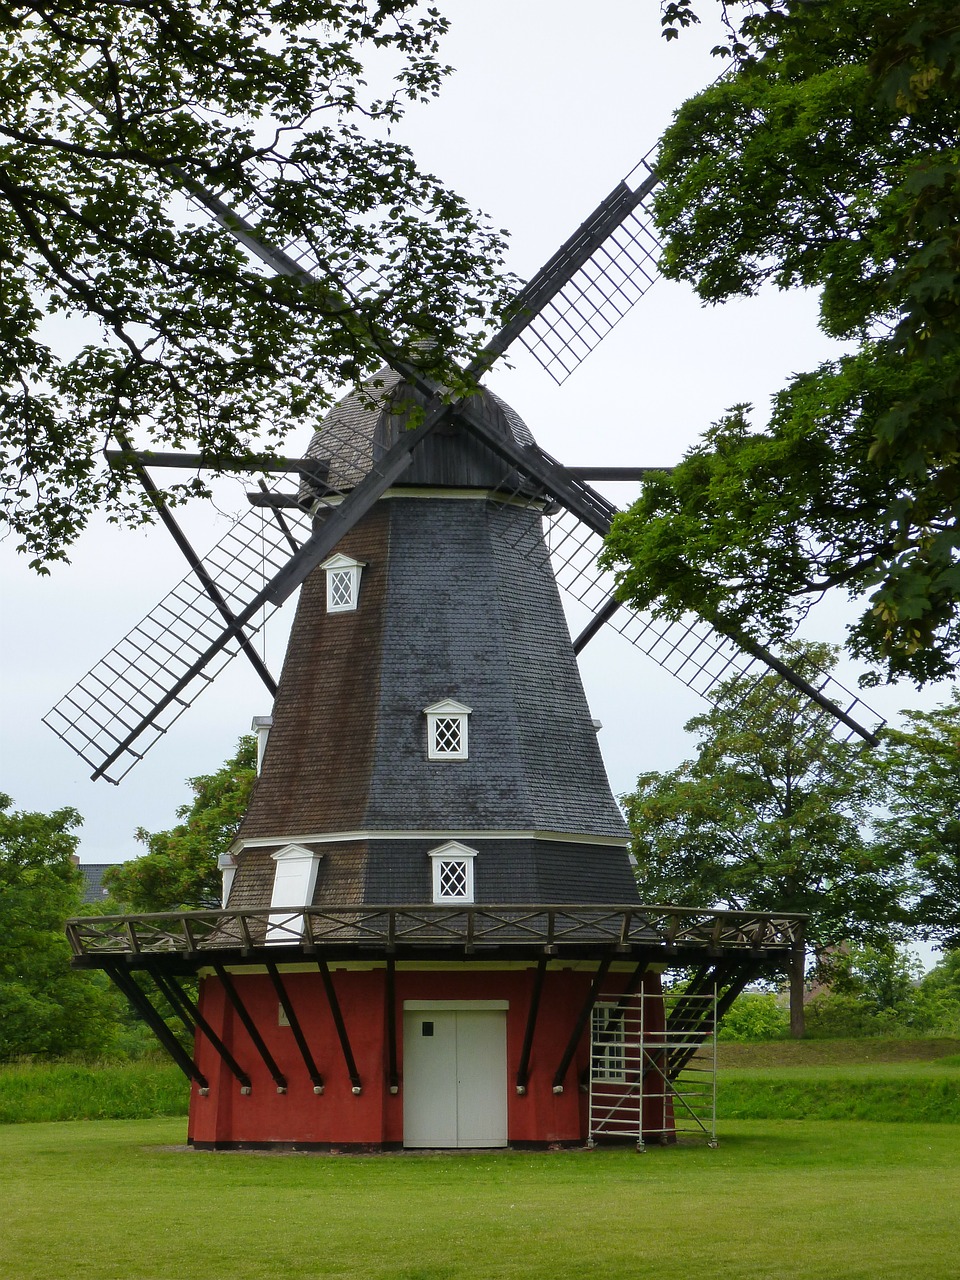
[105,735,256,911]
[625,644,908,953]
[1,2,512,569]
[0,792,118,1057]
[603,0,959,685]
[875,688,960,948]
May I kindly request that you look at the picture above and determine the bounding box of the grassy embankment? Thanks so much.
[0,1058,186,1124]
[716,1037,960,1123]
[2,1038,958,1125]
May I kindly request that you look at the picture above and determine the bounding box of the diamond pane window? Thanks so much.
[438,860,468,898]
[429,842,476,904]
[434,717,462,754]
[320,553,364,613]
[424,699,472,761]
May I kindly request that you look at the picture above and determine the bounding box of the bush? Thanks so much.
[717,991,789,1041]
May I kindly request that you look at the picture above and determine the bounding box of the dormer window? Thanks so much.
[320,553,364,613]
[429,842,477,904]
[266,844,322,944]
[424,699,472,761]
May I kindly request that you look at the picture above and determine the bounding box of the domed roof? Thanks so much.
[298,368,536,506]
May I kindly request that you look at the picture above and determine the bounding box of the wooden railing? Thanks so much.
[67,904,804,961]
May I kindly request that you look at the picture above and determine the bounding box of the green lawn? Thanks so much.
[2,1118,958,1280]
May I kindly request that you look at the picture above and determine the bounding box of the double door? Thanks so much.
[402,1006,507,1148]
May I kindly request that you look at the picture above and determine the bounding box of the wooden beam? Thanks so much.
[265,960,324,1094]
[515,956,549,1094]
[213,964,287,1093]
[105,448,329,482]
[551,955,612,1092]
[107,964,208,1091]
[316,958,362,1094]
[567,467,672,480]
[152,969,252,1091]
[385,958,399,1093]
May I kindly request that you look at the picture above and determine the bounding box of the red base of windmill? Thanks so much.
[187,962,671,1150]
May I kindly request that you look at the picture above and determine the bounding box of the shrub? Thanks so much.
[717,991,789,1041]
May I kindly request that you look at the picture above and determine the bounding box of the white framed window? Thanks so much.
[320,553,364,613]
[424,699,472,761]
[591,1003,627,1082]
[428,841,477,904]
[266,844,322,944]
[217,852,237,907]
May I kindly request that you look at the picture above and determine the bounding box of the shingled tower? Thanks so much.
[55,134,822,1152]
[229,371,636,917]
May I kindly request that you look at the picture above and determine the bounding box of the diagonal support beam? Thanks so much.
[152,969,251,1091]
[213,964,287,1093]
[265,960,324,1094]
[667,961,765,1080]
[385,957,399,1094]
[107,964,208,1091]
[515,955,549,1095]
[316,959,362,1094]
[552,955,613,1093]
[596,959,650,1042]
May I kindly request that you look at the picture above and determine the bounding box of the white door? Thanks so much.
[403,1009,507,1148]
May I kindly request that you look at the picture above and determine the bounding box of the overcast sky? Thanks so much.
[0,2,949,886]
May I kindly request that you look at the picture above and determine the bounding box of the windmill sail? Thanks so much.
[505,157,662,384]
[43,501,313,784]
[44,393,457,782]
[463,425,883,746]
[520,504,880,745]
[45,107,882,779]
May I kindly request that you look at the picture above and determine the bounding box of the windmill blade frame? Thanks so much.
[45,94,882,780]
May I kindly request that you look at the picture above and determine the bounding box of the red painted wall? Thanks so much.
[189,962,666,1147]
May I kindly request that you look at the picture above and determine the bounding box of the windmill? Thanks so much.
[59,93,875,1148]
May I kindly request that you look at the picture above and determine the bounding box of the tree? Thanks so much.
[105,735,256,912]
[602,0,959,685]
[0,793,119,1058]
[874,689,960,948]
[1,2,512,569]
[623,644,909,1035]
[911,948,960,1034]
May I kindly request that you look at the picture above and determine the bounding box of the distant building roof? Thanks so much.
[78,863,113,905]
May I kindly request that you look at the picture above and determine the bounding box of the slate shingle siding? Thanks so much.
[363,838,636,905]
[365,498,627,839]
[299,369,535,502]
[228,843,367,909]
[236,507,390,840]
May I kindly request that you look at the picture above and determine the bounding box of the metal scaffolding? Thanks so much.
[588,987,718,1151]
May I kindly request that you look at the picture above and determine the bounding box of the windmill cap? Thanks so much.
[298,367,535,507]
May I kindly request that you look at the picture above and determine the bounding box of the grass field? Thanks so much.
[1,1116,958,1280]
[716,1037,960,1068]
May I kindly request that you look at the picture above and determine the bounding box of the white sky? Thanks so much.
[0,1,951,910]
